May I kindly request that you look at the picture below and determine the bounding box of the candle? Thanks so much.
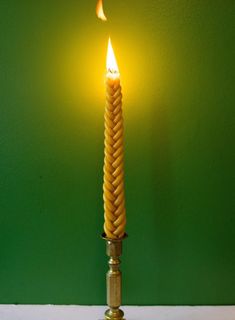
[103,38,126,239]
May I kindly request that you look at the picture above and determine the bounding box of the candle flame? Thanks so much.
[107,38,119,77]
[96,0,107,21]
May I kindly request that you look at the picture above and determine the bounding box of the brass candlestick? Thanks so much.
[102,233,127,320]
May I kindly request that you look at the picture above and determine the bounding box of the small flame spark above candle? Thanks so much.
[96,0,107,21]
[107,38,119,78]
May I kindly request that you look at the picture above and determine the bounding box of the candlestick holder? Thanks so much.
[102,233,127,320]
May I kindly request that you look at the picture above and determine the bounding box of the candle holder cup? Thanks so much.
[102,233,127,320]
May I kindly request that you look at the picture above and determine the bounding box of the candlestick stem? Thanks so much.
[103,233,127,320]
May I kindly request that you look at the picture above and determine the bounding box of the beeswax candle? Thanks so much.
[103,38,126,239]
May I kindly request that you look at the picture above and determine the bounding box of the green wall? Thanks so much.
[0,0,234,305]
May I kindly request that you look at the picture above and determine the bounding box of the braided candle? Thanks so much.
[103,39,126,239]
[103,75,126,239]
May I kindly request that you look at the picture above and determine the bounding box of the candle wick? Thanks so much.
[107,69,120,78]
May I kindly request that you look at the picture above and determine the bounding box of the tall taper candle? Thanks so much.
[103,38,126,239]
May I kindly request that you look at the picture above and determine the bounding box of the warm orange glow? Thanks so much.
[106,38,120,78]
[96,0,107,21]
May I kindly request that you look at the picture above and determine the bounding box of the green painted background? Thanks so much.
[0,0,235,305]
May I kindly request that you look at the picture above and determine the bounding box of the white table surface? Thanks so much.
[0,305,234,320]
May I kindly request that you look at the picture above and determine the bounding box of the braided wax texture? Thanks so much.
[103,76,126,239]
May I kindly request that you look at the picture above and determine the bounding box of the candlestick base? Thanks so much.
[104,308,125,320]
[102,233,127,320]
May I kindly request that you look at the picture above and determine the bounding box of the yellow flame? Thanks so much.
[107,38,119,77]
[96,0,107,21]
